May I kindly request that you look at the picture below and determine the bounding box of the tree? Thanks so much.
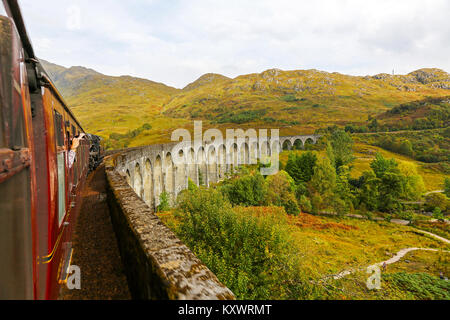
[370,153,404,212]
[326,141,336,169]
[334,166,355,214]
[358,170,380,211]
[368,118,379,131]
[425,193,449,213]
[294,181,308,200]
[285,151,317,184]
[370,153,399,178]
[399,140,414,157]
[309,156,337,212]
[220,171,267,207]
[398,162,425,201]
[378,171,404,212]
[265,171,300,215]
[329,129,354,168]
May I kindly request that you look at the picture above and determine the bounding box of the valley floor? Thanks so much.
[158,209,450,300]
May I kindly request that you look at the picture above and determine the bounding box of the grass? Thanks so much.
[157,206,449,299]
[413,220,450,239]
[328,249,450,300]
[286,213,448,278]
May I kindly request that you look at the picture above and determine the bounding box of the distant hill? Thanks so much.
[37,60,449,148]
[40,60,102,97]
[39,59,181,141]
[183,73,231,91]
[376,96,450,130]
[163,68,450,134]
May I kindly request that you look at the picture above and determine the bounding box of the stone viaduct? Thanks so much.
[105,134,320,300]
[114,135,320,211]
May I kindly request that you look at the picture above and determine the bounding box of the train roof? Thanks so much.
[2,0,85,132]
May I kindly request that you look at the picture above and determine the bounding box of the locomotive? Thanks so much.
[87,134,104,172]
[0,0,100,299]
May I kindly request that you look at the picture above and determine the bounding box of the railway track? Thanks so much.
[59,164,131,300]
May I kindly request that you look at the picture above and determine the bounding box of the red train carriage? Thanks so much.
[0,0,90,299]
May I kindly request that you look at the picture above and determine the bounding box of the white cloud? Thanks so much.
[18,0,450,88]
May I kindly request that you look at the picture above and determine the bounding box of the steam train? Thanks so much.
[0,0,102,299]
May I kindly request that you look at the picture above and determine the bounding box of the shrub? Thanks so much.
[187,178,198,191]
[175,188,316,299]
[398,211,416,223]
[281,94,299,102]
[220,171,267,207]
[142,123,152,130]
[382,272,450,300]
[425,193,449,213]
[265,171,300,215]
[432,207,444,221]
[157,192,170,212]
[298,195,312,213]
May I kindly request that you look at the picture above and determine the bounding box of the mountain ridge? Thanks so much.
[37,59,450,148]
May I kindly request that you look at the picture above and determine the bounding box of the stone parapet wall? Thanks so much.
[105,154,235,300]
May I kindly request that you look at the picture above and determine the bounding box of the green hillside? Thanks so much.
[40,59,182,145]
[163,68,449,134]
[39,60,449,149]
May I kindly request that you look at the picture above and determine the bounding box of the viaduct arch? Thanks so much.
[115,135,320,212]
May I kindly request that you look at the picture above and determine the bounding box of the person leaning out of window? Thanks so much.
[68,133,86,169]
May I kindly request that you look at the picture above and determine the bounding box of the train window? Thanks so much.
[72,125,76,137]
[66,131,70,149]
[56,152,66,226]
[53,111,64,146]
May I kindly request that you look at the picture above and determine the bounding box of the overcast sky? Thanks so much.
[19,0,450,88]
